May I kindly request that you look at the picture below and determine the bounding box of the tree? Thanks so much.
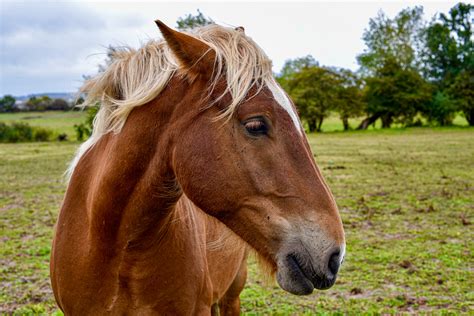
[357,7,430,128]
[422,2,473,125]
[422,3,473,84]
[358,7,425,76]
[26,95,52,111]
[361,58,432,128]
[423,91,456,126]
[0,95,16,113]
[284,66,340,132]
[278,55,319,82]
[176,9,214,31]
[48,98,70,111]
[448,69,474,125]
[331,69,365,130]
[278,57,364,131]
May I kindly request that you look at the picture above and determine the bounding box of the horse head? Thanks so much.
[156,21,345,295]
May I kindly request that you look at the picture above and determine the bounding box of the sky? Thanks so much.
[0,0,462,96]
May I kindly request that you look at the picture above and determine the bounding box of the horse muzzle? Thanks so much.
[276,246,343,295]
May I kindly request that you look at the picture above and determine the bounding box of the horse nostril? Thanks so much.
[328,249,341,276]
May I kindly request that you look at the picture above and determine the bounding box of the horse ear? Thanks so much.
[155,20,216,76]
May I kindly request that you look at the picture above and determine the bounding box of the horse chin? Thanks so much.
[276,253,314,295]
[276,253,336,295]
[276,268,314,295]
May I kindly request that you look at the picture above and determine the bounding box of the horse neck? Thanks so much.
[78,77,203,250]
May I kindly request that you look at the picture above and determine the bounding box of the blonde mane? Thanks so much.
[67,24,274,179]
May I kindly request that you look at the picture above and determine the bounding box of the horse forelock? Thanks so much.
[67,23,275,181]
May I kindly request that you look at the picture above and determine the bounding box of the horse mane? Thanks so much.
[67,24,274,179]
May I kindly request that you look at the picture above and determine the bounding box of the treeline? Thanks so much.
[0,95,77,142]
[0,95,79,113]
[277,3,473,131]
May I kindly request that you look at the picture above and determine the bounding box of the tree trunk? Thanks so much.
[316,117,324,132]
[342,117,349,131]
[441,117,453,126]
[307,119,317,132]
[465,109,474,126]
[381,115,393,128]
[357,114,380,130]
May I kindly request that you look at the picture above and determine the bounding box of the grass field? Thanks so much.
[0,114,473,314]
[0,110,469,138]
[0,111,86,140]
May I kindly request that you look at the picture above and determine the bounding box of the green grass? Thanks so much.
[0,111,86,140]
[1,127,473,314]
[318,112,469,132]
[241,127,474,314]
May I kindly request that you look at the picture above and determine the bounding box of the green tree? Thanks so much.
[176,9,214,31]
[278,55,319,82]
[0,95,16,113]
[279,57,364,131]
[448,69,474,125]
[357,7,430,128]
[422,2,473,125]
[361,58,432,128]
[284,66,339,132]
[26,95,52,111]
[358,7,425,76]
[424,91,456,126]
[422,3,473,84]
[331,69,365,130]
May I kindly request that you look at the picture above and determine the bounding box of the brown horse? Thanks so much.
[50,21,345,315]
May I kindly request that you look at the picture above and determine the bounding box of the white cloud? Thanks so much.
[0,0,460,96]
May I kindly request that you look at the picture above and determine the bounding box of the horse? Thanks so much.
[50,20,345,315]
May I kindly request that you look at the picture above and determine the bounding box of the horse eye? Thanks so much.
[244,118,268,136]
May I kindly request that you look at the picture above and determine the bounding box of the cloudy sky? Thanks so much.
[0,0,459,96]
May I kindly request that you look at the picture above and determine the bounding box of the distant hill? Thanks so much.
[14,92,76,102]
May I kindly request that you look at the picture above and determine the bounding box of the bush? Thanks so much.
[33,127,53,141]
[0,122,9,142]
[74,106,98,141]
[7,122,33,142]
[74,123,90,141]
[0,122,57,143]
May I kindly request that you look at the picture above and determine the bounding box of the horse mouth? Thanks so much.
[276,253,336,295]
